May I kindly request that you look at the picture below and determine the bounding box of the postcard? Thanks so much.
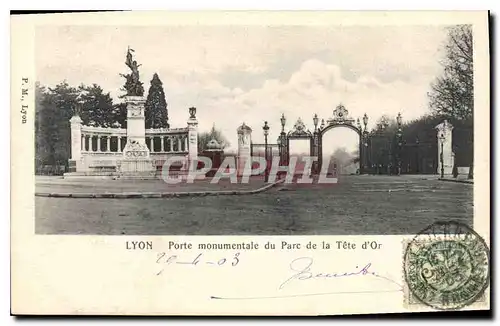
[11,11,490,315]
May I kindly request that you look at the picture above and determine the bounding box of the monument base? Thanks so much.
[118,159,155,174]
[117,138,155,177]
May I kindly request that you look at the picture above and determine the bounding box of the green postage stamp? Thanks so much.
[404,221,490,310]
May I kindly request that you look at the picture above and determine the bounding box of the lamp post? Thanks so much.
[440,132,445,178]
[280,114,286,167]
[396,112,403,176]
[313,114,319,132]
[415,136,420,174]
[280,113,286,134]
[263,121,270,182]
[377,116,390,175]
[362,113,369,174]
[312,114,319,174]
[356,118,362,174]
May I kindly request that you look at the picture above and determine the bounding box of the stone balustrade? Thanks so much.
[69,123,191,173]
[68,103,198,175]
[80,125,189,155]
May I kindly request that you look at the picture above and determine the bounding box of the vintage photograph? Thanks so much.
[12,11,490,316]
[34,23,474,235]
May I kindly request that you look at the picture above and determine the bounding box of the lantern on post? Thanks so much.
[280,113,286,134]
[263,121,270,182]
[396,112,403,176]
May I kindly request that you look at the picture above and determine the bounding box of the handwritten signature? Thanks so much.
[279,257,402,290]
[211,257,403,300]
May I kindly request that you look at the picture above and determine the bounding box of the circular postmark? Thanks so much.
[404,221,490,310]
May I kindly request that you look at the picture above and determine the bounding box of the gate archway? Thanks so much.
[279,104,369,175]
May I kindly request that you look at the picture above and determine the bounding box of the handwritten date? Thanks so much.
[156,252,241,275]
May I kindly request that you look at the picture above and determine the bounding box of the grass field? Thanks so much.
[35,175,473,235]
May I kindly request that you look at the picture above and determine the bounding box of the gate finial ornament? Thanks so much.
[289,117,312,137]
[330,103,354,125]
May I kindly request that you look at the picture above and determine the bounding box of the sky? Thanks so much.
[36,25,449,154]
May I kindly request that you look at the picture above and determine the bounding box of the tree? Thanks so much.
[427,25,473,176]
[111,102,128,128]
[144,73,169,129]
[34,81,125,173]
[35,81,78,170]
[78,84,116,127]
[330,147,357,168]
[35,82,50,170]
[198,124,230,151]
[428,25,473,120]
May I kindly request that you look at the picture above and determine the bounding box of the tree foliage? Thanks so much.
[78,84,115,127]
[35,81,126,172]
[330,147,357,166]
[145,73,169,129]
[35,81,76,169]
[428,25,473,120]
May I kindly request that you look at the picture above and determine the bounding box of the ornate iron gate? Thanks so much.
[278,104,369,175]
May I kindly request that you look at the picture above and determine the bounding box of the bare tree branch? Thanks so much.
[428,25,473,120]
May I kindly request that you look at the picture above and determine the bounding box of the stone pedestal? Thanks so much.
[435,120,454,175]
[69,115,83,172]
[119,96,155,175]
[187,107,198,169]
[237,123,252,176]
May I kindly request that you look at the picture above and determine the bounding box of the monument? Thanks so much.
[64,47,199,179]
[68,114,83,173]
[435,120,455,176]
[237,123,252,176]
[117,47,155,176]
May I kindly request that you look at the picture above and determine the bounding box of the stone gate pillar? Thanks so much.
[312,131,320,174]
[69,114,82,172]
[237,123,252,176]
[435,120,454,175]
[187,107,198,167]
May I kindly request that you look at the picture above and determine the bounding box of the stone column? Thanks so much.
[97,135,101,152]
[187,108,198,162]
[69,115,83,173]
[435,120,454,175]
[237,122,252,176]
[106,136,111,152]
[119,96,154,174]
[122,96,150,158]
[81,135,85,151]
[70,115,83,159]
[150,137,154,152]
[160,137,164,152]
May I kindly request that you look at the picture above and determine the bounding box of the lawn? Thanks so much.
[35,175,473,235]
